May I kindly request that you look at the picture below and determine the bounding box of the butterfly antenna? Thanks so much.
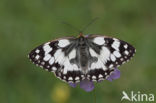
[62,21,81,33]
[80,17,99,33]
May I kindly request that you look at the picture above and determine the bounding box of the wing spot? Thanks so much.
[113,51,121,58]
[62,80,66,82]
[100,47,111,64]
[126,59,130,62]
[45,69,49,71]
[35,55,40,60]
[40,65,43,68]
[120,58,124,61]
[109,64,113,68]
[75,77,80,80]
[122,61,126,64]
[124,44,128,49]
[69,49,76,60]
[43,54,51,61]
[58,72,61,77]
[54,49,65,65]
[89,48,97,57]
[113,38,118,41]
[98,74,103,78]
[49,57,54,65]
[110,54,116,61]
[111,39,120,51]
[63,76,66,79]
[47,65,50,68]
[68,77,73,81]
[93,37,105,45]
[124,50,129,55]
[35,49,40,53]
[37,60,40,63]
[92,75,96,79]
[58,39,70,47]
[52,67,57,71]
[43,44,52,54]
[41,62,45,65]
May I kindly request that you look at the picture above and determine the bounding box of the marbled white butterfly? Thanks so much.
[28,33,136,83]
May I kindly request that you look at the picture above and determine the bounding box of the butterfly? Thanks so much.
[28,33,136,83]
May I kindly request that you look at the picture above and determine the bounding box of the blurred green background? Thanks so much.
[0,0,156,103]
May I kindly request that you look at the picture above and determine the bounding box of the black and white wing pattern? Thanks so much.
[86,35,136,82]
[28,34,136,83]
[28,37,85,83]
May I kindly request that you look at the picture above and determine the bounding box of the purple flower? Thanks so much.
[69,83,77,88]
[69,79,94,92]
[106,68,121,81]
[69,68,120,92]
[80,79,94,92]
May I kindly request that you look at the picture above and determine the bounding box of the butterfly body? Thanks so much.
[28,34,136,83]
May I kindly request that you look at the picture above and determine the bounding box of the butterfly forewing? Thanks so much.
[86,35,136,81]
[29,40,58,70]
[28,37,85,83]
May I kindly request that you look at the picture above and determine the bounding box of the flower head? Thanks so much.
[69,68,120,92]
[80,79,94,92]
[69,79,94,92]
[106,68,121,81]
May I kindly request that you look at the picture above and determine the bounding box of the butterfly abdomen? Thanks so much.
[77,37,89,72]
[80,47,88,66]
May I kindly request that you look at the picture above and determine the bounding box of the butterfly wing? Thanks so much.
[29,35,136,83]
[28,37,84,83]
[86,35,136,81]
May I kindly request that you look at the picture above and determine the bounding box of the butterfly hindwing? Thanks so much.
[86,35,136,81]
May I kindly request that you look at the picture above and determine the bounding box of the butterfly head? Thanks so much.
[77,32,87,46]
[78,32,84,38]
